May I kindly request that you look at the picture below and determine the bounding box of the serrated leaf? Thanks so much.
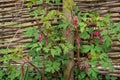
[82,45,91,53]
[90,48,95,54]
[79,22,87,32]
[45,61,60,73]
[51,46,61,57]
[109,64,114,72]
[100,53,108,60]
[87,28,94,34]
[78,71,86,79]
[25,28,33,37]
[52,62,60,71]
[54,0,61,4]
[90,58,97,66]
[51,49,56,57]
[117,34,120,41]
[80,32,90,39]
[58,20,69,29]
[60,44,69,54]
[95,45,101,53]
[101,30,108,36]
[36,0,43,4]
[88,68,99,78]
[103,36,112,47]
[99,61,107,70]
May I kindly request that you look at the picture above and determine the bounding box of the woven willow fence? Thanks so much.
[75,0,120,77]
[0,0,120,77]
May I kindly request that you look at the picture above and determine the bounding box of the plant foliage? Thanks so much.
[0,0,120,80]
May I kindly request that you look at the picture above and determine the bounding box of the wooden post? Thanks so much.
[63,0,74,80]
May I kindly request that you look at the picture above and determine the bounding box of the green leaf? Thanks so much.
[51,46,61,57]
[90,58,97,67]
[99,60,108,70]
[111,76,117,80]
[104,14,111,23]
[80,32,90,39]
[51,49,56,57]
[100,53,108,60]
[30,11,38,17]
[52,62,60,71]
[108,23,115,29]
[78,71,86,79]
[54,46,61,55]
[82,45,91,53]
[79,22,87,32]
[58,20,69,29]
[97,21,105,27]
[27,2,33,7]
[101,30,108,36]
[54,0,61,4]
[95,45,101,53]
[60,43,69,54]
[105,75,117,80]
[117,33,120,41]
[45,61,60,73]
[36,47,41,52]
[0,69,4,78]
[87,28,94,34]
[105,75,111,80]
[36,0,43,4]
[88,68,99,79]
[109,64,114,72]
[31,43,38,49]
[73,6,79,15]
[43,21,51,28]
[25,28,33,37]
[90,48,95,54]
[25,26,39,39]
[0,48,13,54]
[32,26,39,39]
[103,36,112,47]
[43,47,50,53]
[115,22,120,32]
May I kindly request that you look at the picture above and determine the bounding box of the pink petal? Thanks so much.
[38,31,43,42]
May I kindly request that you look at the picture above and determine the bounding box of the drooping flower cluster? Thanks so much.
[91,30,102,44]
[37,31,49,45]
[73,16,78,28]
[38,31,43,42]
[94,30,102,43]
[78,61,90,73]
[46,36,49,45]
[77,36,81,49]
[94,30,100,37]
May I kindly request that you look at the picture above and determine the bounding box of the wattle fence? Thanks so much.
[0,0,120,77]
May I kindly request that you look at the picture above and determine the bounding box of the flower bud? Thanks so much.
[20,65,24,78]
[38,31,43,42]
[94,30,100,36]
[73,16,78,28]
[66,29,72,37]
[77,36,81,43]
[46,37,49,45]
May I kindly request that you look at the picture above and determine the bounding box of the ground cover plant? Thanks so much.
[0,0,120,80]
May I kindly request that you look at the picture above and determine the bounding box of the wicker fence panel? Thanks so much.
[0,0,62,53]
[0,0,120,77]
[75,0,120,77]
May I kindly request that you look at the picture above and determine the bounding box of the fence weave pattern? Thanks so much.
[0,0,120,77]
[75,0,120,77]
